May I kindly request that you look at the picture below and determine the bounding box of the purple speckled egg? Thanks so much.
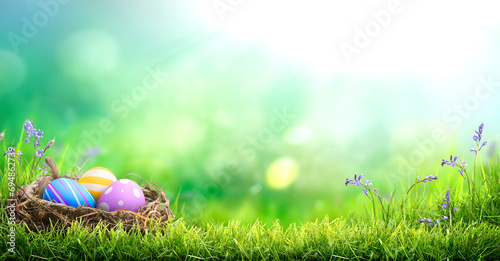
[96,179,145,213]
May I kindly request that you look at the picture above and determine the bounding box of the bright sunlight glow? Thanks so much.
[202,0,500,77]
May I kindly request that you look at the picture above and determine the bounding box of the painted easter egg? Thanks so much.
[96,179,145,213]
[43,178,96,208]
[78,167,117,201]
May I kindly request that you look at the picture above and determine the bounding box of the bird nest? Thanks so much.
[8,158,175,232]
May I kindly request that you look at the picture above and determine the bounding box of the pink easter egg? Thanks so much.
[96,179,145,213]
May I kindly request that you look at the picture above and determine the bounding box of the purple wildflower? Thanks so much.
[449,155,458,168]
[345,173,363,188]
[35,129,43,139]
[24,120,34,135]
[23,119,39,144]
[442,190,452,209]
[419,175,438,183]
[23,119,45,149]
[442,154,468,180]
[35,148,44,158]
[418,218,428,224]
[441,155,459,168]
[441,190,458,222]
[472,123,487,152]
[418,217,435,226]
[419,190,458,226]
[356,173,363,183]
[345,173,372,199]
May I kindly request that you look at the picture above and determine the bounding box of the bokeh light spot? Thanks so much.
[266,158,298,190]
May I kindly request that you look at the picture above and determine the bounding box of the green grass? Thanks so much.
[1,215,499,260]
[1,163,500,261]
[1,126,500,260]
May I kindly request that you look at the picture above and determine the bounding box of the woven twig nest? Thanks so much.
[9,158,175,232]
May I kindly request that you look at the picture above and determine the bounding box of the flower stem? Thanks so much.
[473,149,479,203]
[462,168,471,195]
[406,183,416,196]
[376,194,387,221]
[371,195,377,220]
[366,187,377,220]
[33,149,46,173]
[449,207,452,227]
[403,180,418,212]
[31,138,36,179]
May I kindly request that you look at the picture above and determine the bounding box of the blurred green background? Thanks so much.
[1,0,500,225]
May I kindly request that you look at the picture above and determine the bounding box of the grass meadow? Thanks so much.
[1,123,499,260]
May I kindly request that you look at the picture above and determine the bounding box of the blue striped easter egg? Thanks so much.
[43,178,96,208]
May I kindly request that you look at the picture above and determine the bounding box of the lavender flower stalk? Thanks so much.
[471,123,487,200]
[442,124,489,202]
[418,190,457,227]
[22,119,51,177]
[441,190,458,226]
[346,173,378,219]
[418,217,439,226]
[32,137,56,176]
[470,123,487,153]
[406,174,438,196]
[372,187,388,219]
